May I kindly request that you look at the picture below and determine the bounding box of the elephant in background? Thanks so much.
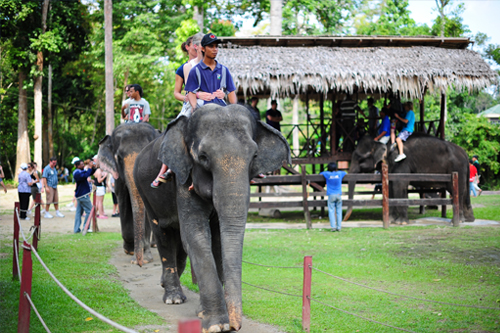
[98,123,160,265]
[346,133,474,223]
[133,104,291,332]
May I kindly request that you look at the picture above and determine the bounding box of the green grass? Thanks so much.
[0,233,165,333]
[247,194,500,223]
[2,198,500,333]
[240,227,500,333]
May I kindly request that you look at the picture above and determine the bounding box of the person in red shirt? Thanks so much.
[469,160,478,197]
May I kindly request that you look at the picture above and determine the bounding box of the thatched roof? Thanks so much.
[217,38,497,99]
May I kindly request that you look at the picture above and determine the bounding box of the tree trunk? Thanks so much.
[193,6,204,32]
[104,0,115,135]
[16,71,31,180]
[33,0,50,168]
[48,64,54,158]
[270,0,283,35]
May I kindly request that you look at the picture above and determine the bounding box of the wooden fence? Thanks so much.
[250,162,460,229]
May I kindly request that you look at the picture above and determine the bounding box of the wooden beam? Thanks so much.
[382,162,389,228]
[301,166,312,229]
[440,93,446,139]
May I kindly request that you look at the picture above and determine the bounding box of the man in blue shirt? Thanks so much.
[374,108,390,144]
[321,163,347,232]
[73,160,96,233]
[185,33,237,110]
[393,102,415,162]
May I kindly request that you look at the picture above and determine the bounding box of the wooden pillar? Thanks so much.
[419,95,425,134]
[302,256,312,332]
[320,94,325,156]
[382,161,389,228]
[330,94,336,156]
[439,93,446,139]
[452,172,460,227]
[301,165,312,229]
[441,189,447,218]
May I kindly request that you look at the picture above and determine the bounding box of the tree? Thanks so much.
[430,2,470,38]
[354,0,431,36]
[270,0,282,35]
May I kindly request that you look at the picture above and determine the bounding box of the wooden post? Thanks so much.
[301,165,312,229]
[441,189,447,218]
[178,319,201,333]
[452,172,460,227]
[302,256,312,333]
[382,162,389,228]
[320,94,325,155]
[330,94,336,155]
[33,193,41,250]
[18,241,32,333]
[439,93,446,139]
[13,202,20,280]
[419,90,425,133]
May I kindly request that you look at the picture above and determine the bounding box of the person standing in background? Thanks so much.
[266,100,283,132]
[321,163,347,232]
[73,160,97,233]
[472,155,482,196]
[42,157,65,219]
[18,163,33,220]
[93,155,108,219]
[108,175,119,217]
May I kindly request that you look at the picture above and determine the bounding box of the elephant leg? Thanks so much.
[152,220,187,304]
[115,178,134,255]
[142,212,154,264]
[177,185,230,333]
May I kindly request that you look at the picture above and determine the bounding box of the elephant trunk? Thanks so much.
[212,175,250,332]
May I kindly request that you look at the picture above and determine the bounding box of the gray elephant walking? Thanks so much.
[134,104,291,332]
[98,123,160,265]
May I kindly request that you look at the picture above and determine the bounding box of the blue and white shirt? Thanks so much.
[42,165,59,188]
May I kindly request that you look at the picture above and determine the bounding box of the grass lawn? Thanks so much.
[1,195,499,333]
[0,233,165,333]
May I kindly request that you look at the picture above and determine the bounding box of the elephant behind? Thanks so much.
[347,133,474,223]
[133,104,291,333]
[98,122,160,265]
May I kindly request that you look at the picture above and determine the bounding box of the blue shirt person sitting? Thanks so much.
[374,108,391,144]
[320,163,347,232]
[393,101,415,162]
[185,33,237,110]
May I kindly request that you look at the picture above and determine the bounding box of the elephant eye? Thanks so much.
[199,154,209,164]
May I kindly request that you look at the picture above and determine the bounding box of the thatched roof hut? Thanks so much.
[217,36,497,99]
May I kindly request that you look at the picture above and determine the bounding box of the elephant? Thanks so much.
[346,133,474,224]
[98,122,160,265]
[133,104,291,332]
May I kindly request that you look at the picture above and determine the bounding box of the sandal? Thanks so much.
[158,170,174,183]
[151,179,161,188]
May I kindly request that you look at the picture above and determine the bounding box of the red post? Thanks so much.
[381,162,390,229]
[13,202,20,280]
[18,241,33,333]
[302,256,312,332]
[33,193,41,250]
[452,172,460,227]
[178,318,201,333]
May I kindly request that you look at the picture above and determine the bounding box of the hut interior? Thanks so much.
[217,35,497,167]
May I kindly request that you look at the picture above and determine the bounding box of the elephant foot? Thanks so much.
[143,251,154,264]
[124,249,134,256]
[202,315,231,333]
[163,289,186,305]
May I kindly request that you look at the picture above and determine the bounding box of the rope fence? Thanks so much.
[242,256,499,333]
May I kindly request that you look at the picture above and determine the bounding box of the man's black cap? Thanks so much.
[201,33,222,47]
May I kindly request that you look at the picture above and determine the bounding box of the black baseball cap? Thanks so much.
[201,33,222,47]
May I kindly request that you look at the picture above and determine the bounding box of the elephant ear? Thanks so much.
[159,116,193,185]
[372,141,388,166]
[98,135,119,179]
[251,121,292,177]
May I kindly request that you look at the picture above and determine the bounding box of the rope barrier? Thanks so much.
[242,281,302,298]
[311,266,500,311]
[242,260,302,269]
[14,241,21,283]
[30,246,139,333]
[308,297,417,333]
[25,293,52,333]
